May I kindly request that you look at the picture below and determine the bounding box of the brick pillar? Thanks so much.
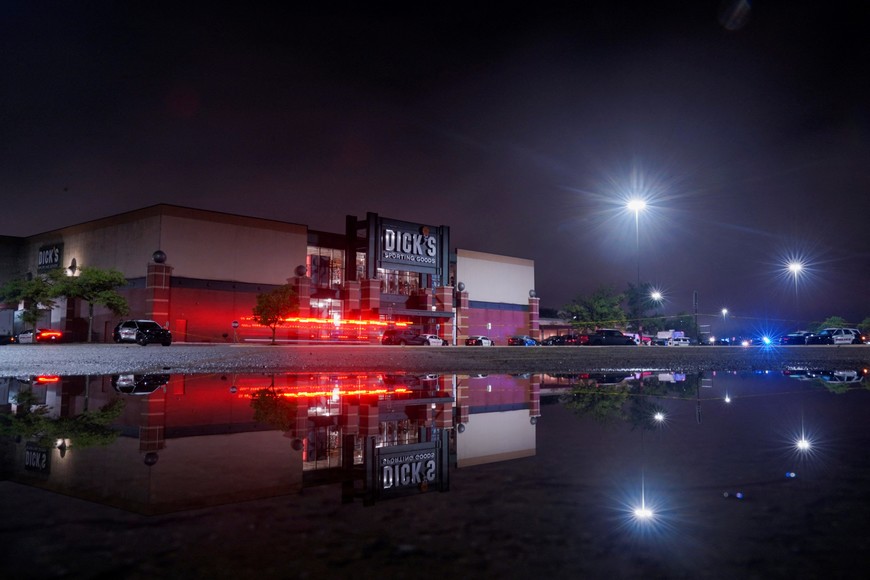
[528,296,540,341]
[456,376,470,427]
[146,262,172,327]
[434,286,454,344]
[291,398,310,439]
[454,290,469,344]
[340,402,359,436]
[341,280,361,315]
[289,275,310,318]
[434,403,453,429]
[360,278,381,315]
[359,403,381,438]
[138,381,167,453]
[529,378,541,419]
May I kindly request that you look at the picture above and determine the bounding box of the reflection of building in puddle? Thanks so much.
[1,372,545,511]
[0,373,460,512]
[453,374,540,468]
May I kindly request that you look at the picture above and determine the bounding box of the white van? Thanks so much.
[669,336,691,347]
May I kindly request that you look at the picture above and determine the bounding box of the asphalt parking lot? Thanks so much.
[0,342,867,376]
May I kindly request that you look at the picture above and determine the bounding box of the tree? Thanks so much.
[623,281,666,334]
[859,317,870,338]
[49,267,130,342]
[564,286,626,331]
[0,276,55,329]
[661,312,697,336]
[252,284,298,344]
[809,316,849,332]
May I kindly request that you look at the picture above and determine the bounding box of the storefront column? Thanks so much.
[434,286,454,344]
[146,261,173,328]
[359,403,380,438]
[341,280,360,317]
[360,278,380,316]
[288,275,311,318]
[454,290,469,344]
[529,377,541,420]
[528,296,541,341]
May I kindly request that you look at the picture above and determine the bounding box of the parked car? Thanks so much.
[0,334,17,345]
[541,334,588,346]
[465,335,494,346]
[805,328,863,345]
[16,328,65,344]
[780,331,810,345]
[587,329,636,345]
[113,320,172,346]
[668,336,691,346]
[507,335,539,346]
[381,328,442,346]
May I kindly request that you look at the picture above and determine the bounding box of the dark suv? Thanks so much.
[113,320,172,346]
[381,328,438,345]
[588,329,636,345]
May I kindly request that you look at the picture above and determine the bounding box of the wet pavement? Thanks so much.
[2,368,870,579]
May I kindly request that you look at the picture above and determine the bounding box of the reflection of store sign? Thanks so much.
[24,443,50,473]
[37,243,63,272]
[373,436,448,500]
[381,450,437,490]
[381,227,438,266]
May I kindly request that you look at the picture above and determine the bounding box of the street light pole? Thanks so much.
[788,262,802,300]
[627,200,646,338]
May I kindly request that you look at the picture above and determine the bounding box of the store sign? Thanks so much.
[37,243,63,272]
[24,443,50,473]
[381,226,438,266]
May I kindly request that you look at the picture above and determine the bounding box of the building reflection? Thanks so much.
[0,371,542,513]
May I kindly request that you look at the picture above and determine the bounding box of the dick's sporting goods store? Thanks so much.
[0,205,540,344]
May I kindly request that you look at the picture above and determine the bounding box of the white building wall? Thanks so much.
[456,409,536,467]
[455,249,535,304]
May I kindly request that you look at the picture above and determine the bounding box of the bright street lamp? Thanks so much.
[721,308,728,320]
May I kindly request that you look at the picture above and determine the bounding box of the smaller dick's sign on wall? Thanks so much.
[37,243,63,273]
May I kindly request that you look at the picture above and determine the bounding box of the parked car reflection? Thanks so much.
[111,374,170,395]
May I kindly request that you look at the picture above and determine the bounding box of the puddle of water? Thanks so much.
[2,368,868,576]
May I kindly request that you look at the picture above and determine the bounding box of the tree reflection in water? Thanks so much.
[562,373,701,430]
[0,388,124,448]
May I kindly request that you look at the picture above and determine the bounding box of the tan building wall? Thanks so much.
[23,206,307,284]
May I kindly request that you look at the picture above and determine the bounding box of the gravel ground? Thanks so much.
[0,343,868,376]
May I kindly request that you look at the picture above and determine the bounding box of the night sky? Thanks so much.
[2,2,868,330]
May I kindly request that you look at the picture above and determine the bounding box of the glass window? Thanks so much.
[306,247,344,288]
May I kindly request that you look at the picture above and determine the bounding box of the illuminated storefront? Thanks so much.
[0,205,540,344]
